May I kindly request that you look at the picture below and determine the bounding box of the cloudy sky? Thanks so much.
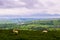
[0,0,60,17]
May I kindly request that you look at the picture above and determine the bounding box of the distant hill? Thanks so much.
[0,14,60,24]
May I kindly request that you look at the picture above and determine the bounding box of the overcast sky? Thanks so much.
[0,0,60,16]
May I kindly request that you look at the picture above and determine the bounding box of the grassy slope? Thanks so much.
[0,30,60,40]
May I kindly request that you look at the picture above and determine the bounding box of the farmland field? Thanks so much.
[0,18,60,40]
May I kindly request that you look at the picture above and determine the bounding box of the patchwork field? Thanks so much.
[0,19,60,40]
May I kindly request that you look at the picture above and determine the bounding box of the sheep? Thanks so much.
[13,29,19,34]
[42,30,48,33]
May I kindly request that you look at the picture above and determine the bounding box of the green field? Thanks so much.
[0,19,60,40]
[0,19,60,30]
[0,30,60,40]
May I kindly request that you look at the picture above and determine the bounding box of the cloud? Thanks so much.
[0,8,32,15]
[35,0,60,14]
[0,0,60,16]
[0,0,27,8]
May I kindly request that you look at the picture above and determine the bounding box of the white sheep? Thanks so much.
[13,29,19,34]
[42,30,48,33]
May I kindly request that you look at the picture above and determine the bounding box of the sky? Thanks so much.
[0,0,60,17]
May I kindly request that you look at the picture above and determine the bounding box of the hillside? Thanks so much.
[0,18,60,30]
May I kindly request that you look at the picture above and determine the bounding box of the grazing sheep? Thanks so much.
[42,30,48,33]
[13,29,18,34]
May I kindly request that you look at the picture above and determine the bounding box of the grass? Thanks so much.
[0,30,60,40]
